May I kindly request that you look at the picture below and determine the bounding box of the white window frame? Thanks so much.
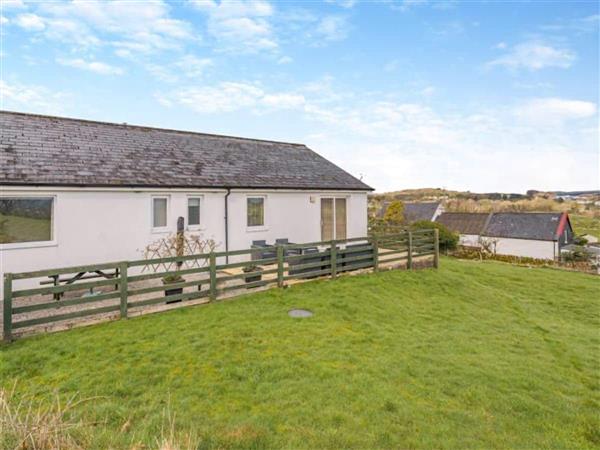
[320,195,350,241]
[151,195,170,233]
[0,194,58,250]
[246,195,268,232]
[186,195,203,231]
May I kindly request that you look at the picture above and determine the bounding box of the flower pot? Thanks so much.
[163,277,185,303]
[242,266,263,285]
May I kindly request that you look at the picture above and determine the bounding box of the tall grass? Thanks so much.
[0,382,90,449]
[0,384,200,450]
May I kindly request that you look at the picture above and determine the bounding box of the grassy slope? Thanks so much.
[571,214,600,239]
[1,259,599,449]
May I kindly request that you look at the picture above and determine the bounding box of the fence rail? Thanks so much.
[3,229,439,342]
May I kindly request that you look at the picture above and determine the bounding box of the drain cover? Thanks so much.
[288,309,313,318]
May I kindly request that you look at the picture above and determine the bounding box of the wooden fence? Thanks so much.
[2,229,439,342]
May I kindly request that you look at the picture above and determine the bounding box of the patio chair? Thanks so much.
[251,240,276,260]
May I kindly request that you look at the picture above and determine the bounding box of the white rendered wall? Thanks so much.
[492,237,557,260]
[459,234,480,247]
[0,187,368,293]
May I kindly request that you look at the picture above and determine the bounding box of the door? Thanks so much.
[321,197,347,241]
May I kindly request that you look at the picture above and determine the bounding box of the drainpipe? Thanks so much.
[224,188,231,264]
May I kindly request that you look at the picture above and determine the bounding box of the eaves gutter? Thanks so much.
[0,182,374,191]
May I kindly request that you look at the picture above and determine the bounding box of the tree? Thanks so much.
[411,220,458,252]
[384,200,404,225]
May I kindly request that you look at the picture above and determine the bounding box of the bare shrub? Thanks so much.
[0,383,93,450]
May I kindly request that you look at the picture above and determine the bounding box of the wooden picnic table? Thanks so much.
[41,269,120,300]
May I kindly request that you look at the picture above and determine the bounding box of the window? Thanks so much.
[0,197,54,244]
[188,197,201,227]
[247,197,265,227]
[152,197,168,229]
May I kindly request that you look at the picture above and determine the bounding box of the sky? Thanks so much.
[0,0,598,193]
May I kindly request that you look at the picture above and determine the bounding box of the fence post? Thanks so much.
[3,273,13,343]
[119,262,128,319]
[434,229,440,269]
[209,252,217,301]
[407,231,413,270]
[277,245,284,288]
[330,240,337,279]
[372,237,379,272]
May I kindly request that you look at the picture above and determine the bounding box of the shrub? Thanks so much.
[383,200,404,225]
[411,220,458,252]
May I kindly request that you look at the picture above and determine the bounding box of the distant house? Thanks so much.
[483,212,573,260]
[377,201,443,223]
[435,212,490,247]
[435,211,574,260]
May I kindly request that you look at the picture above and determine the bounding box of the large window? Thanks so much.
[152,197,168,229]
[0,197,54,244]
[247,197,265,227]
[188,197,201,227]
[321,197,347,241]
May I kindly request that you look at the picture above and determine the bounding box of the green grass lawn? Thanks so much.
[571,214,600,239]
[2,258,599,449]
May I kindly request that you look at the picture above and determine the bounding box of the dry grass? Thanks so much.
[0,384,200,450]
[0,382,91,450]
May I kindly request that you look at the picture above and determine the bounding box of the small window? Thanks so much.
[152,197,168,229]
[247,197,264,227]
[0,197,54,244]
[188,197,201,226]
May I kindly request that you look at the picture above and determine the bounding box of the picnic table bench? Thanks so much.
[40,269,120,300]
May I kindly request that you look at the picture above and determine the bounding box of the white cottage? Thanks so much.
[0,111,372,292]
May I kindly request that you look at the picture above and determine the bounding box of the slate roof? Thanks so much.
[483,212,564,241]
[436,212,490,235]
[0,111,372,191]
[377,201,440,222]
[404,202,441,223]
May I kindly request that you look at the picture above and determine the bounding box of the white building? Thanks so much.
[435,211,574,260]
[483,212,574,260]
[0,112,372,293]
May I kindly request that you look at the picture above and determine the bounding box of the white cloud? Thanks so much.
[12,0,195,53]
[515,98,597,125]
[1,16,9,25]
[176,54,213,77]
[156,81,306,113]
[315,16,350,42]
[147,54,213,82]
[262,93,305,109]
[56,57,123,75]
[277,56,293,64]
[0,80,70,113]
[189,0,277,53]
[15,13,45,31]
[487,41,575,71]
[325,0,358,8]
[1,0,26,10]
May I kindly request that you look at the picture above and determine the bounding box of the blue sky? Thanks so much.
[1,0,598,193]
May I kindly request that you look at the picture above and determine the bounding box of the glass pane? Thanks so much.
[321,198,334,241]
[188,198,200,226]
[335,198,347,240]
[0,197,53,244]
[247,198,264,227]
[153,198,167,228]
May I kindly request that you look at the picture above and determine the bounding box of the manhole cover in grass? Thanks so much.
[288,309,313,318]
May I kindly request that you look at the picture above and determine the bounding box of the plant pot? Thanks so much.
[242,266,263,285]
[163,277,185,303]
